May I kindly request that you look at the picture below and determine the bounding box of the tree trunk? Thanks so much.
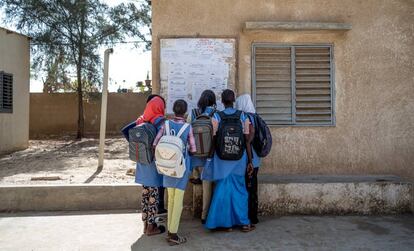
[76,62,84,139]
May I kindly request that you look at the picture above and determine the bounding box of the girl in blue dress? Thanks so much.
[188,90,217,224]
[202,89,255,232]
[153,99,197,245]
[134,96,166,236]
[236,94,261,224]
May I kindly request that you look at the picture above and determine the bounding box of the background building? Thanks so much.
[151,0,414,180]
[0,27,30,154]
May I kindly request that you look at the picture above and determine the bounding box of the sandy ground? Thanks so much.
[0,137,136,185]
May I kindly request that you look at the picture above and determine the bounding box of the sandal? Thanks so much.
[241,224,256,232]
[146,223,166,236]
[167,234,187,246]
[155,216,166,223]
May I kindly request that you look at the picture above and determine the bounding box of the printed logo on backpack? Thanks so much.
[215,110,245,160]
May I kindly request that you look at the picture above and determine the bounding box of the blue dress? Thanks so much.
[162,120,193,191]
[135,116,164,187]
[203,107,250,229]
[190,106,217,169]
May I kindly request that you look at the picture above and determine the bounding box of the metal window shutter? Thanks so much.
[254,47,293,125]
[294,47,332,124]
[0,71,13,113]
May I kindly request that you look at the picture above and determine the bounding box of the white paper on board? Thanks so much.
[160,38,236,114]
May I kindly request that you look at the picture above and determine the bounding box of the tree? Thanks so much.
[0,0,151,138]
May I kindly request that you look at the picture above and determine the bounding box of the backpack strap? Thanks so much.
[208,108,216,118]
[192,108,200,119]
[219,110,242,120]
[217,111,225,120]
[176,123,190,138]
[154,117,165,128]
[235,110,242,119]
[165,120,170,136]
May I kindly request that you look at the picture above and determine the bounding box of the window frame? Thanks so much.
[252,43,336,127]
[0,71,13,114]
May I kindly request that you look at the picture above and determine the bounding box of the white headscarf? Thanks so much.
[235,94,256,114]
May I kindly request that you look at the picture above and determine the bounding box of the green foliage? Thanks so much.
[0,0,151,137]
[0,0,151,90]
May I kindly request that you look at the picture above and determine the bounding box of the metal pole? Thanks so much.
[98,48,113,167]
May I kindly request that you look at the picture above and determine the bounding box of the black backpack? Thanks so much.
[250,113,272,157]
[215,110,245,160]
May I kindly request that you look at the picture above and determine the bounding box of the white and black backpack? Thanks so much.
[155,121,189,178]
[215,111,245,160]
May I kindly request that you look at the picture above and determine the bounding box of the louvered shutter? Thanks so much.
[0,71,13,113]
[295,47,333,124]
[253,45,334,126]
[253,47,293,124]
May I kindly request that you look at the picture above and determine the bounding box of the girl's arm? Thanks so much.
[208,117,220,158]
[244,118,254,176]
[153,125,165,148]
[187,126,197,153]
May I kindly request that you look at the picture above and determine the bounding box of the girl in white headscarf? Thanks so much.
[236,94,261,224]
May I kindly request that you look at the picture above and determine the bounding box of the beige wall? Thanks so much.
[0,28,30,154]
[152,0,414,180]
[30,93,148,138]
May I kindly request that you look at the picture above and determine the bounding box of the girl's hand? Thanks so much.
[247,163,254,177]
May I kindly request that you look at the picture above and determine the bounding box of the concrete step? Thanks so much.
[257,175,413,215]
[1,175,413,214]
[0,184,142,212]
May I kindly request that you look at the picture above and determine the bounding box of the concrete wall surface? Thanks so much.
[0,28,30,154]
[1,176,412,214]
[30,93,148,138]
[152,0,414,180]
[0,184,142,212]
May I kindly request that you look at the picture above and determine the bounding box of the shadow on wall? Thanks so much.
[29,92,149,139]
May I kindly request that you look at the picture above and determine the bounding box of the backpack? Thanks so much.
[155,121,189,178]
[215,110,245,160]
[128,119,164,164]
[191,108,215,158]
[250,113,272,157]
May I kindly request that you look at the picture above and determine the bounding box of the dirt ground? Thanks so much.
[0,137,136,185]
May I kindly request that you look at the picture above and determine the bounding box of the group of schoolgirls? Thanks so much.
[122,89,271,246]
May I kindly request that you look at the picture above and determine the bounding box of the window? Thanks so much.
[0,71,13,113]
[252,44,335,126]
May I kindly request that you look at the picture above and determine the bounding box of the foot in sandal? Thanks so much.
[146,223,166,236]
[241,224,256,232]
[167,233,187,246]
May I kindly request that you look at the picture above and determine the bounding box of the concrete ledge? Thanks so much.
[0,184,142,212]
[1,176,412,215]
[244,21,352,31]
[258,175,412,215]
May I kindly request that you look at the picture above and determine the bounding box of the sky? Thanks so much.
[0,0,152,93]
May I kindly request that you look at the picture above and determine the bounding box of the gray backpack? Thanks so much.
[128,119,164,164]
[191,109,215,158]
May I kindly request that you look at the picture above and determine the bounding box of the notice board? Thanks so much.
[160,38,237,114]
